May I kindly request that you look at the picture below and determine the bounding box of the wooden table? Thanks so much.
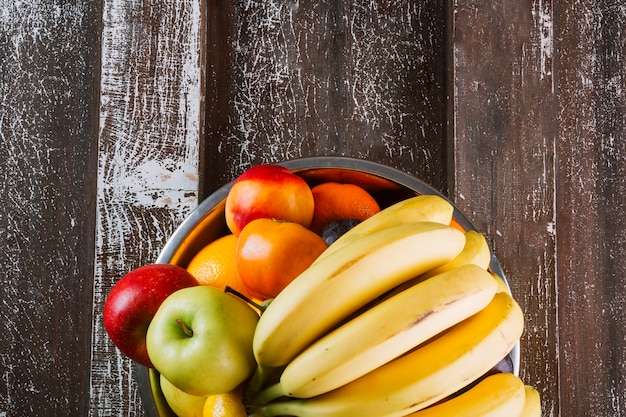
[1,1,624,416]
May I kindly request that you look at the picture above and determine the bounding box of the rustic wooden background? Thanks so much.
[1,1,624,416]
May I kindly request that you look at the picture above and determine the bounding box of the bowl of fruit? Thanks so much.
[105,156,540,417]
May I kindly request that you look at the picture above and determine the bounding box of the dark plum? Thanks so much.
[489,353,515,375]
[444,353,515,401]
[320,219,362,245]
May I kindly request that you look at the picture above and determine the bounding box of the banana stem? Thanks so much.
[249,382,286,405]
[251,400,309,417]
[245,364,276,397]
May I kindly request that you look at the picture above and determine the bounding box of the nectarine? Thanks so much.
[225,164,315,236]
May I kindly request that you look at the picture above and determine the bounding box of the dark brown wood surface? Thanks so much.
[203,1,450,196]
[1,1,624,416]
[452,2,560,415]
[0,1,101,415]
[452,2,626,416]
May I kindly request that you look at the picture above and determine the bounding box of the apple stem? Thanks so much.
[176,318,193,337]
[224,286,267,312]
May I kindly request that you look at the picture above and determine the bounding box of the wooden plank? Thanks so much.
[91,1,451,414]
[452,1,626,416]
[89,0,204,415]
[450,1,559,415]
[554,2,626,415]
[203,0,450,195]
[0,1,101,415]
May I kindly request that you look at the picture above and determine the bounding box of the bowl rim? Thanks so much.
[138,156,520,416]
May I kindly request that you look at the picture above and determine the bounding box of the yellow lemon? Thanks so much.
[160,374,206,417]
[203,389,247,417]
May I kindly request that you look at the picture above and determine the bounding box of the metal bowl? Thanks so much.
[136,156,519,416]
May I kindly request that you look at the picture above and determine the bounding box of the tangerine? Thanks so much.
[236,218,328,300]
[186,234,254,299]
[309,182,381,233]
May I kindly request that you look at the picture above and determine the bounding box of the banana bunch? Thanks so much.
[245,194,542,417]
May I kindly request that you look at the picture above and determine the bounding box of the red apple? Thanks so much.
[103,263,199,368]
[225,164,315,236]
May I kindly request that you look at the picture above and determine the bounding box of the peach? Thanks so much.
[225,164,315,236]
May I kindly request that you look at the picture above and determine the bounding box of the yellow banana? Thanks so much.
[252,292,524,417]
[492,272,511,293]
[252,221,466,370]
[316,194,454,261]
[372,230,494,303]
[520,385,542,417]
[405,372,526,417]
[420,230,492,279]
[254,264,498,402]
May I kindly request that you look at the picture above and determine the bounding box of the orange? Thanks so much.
[309,182,381,233]
[450,218,466,233]
[186,234,254,299]
[236,218,328,300]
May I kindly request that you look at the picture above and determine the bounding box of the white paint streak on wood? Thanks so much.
[532,0,553,81]
[89,0,202,415]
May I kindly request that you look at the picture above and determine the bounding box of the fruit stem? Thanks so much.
[245,364,277,398]
[175,318,193,337]
[248,382,286,406]
[249,399,307,417]
[224,286,267,312]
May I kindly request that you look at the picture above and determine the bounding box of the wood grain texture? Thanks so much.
[89,0,203,415]
[0,1,101,415]
[555,1,626,415]
[452,3,560,415]
[2,0,623,415]
[203,0,450,196]
[451,1,625,416]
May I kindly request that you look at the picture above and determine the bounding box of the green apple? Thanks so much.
[146,286,259,396]
[160,374,207,417]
